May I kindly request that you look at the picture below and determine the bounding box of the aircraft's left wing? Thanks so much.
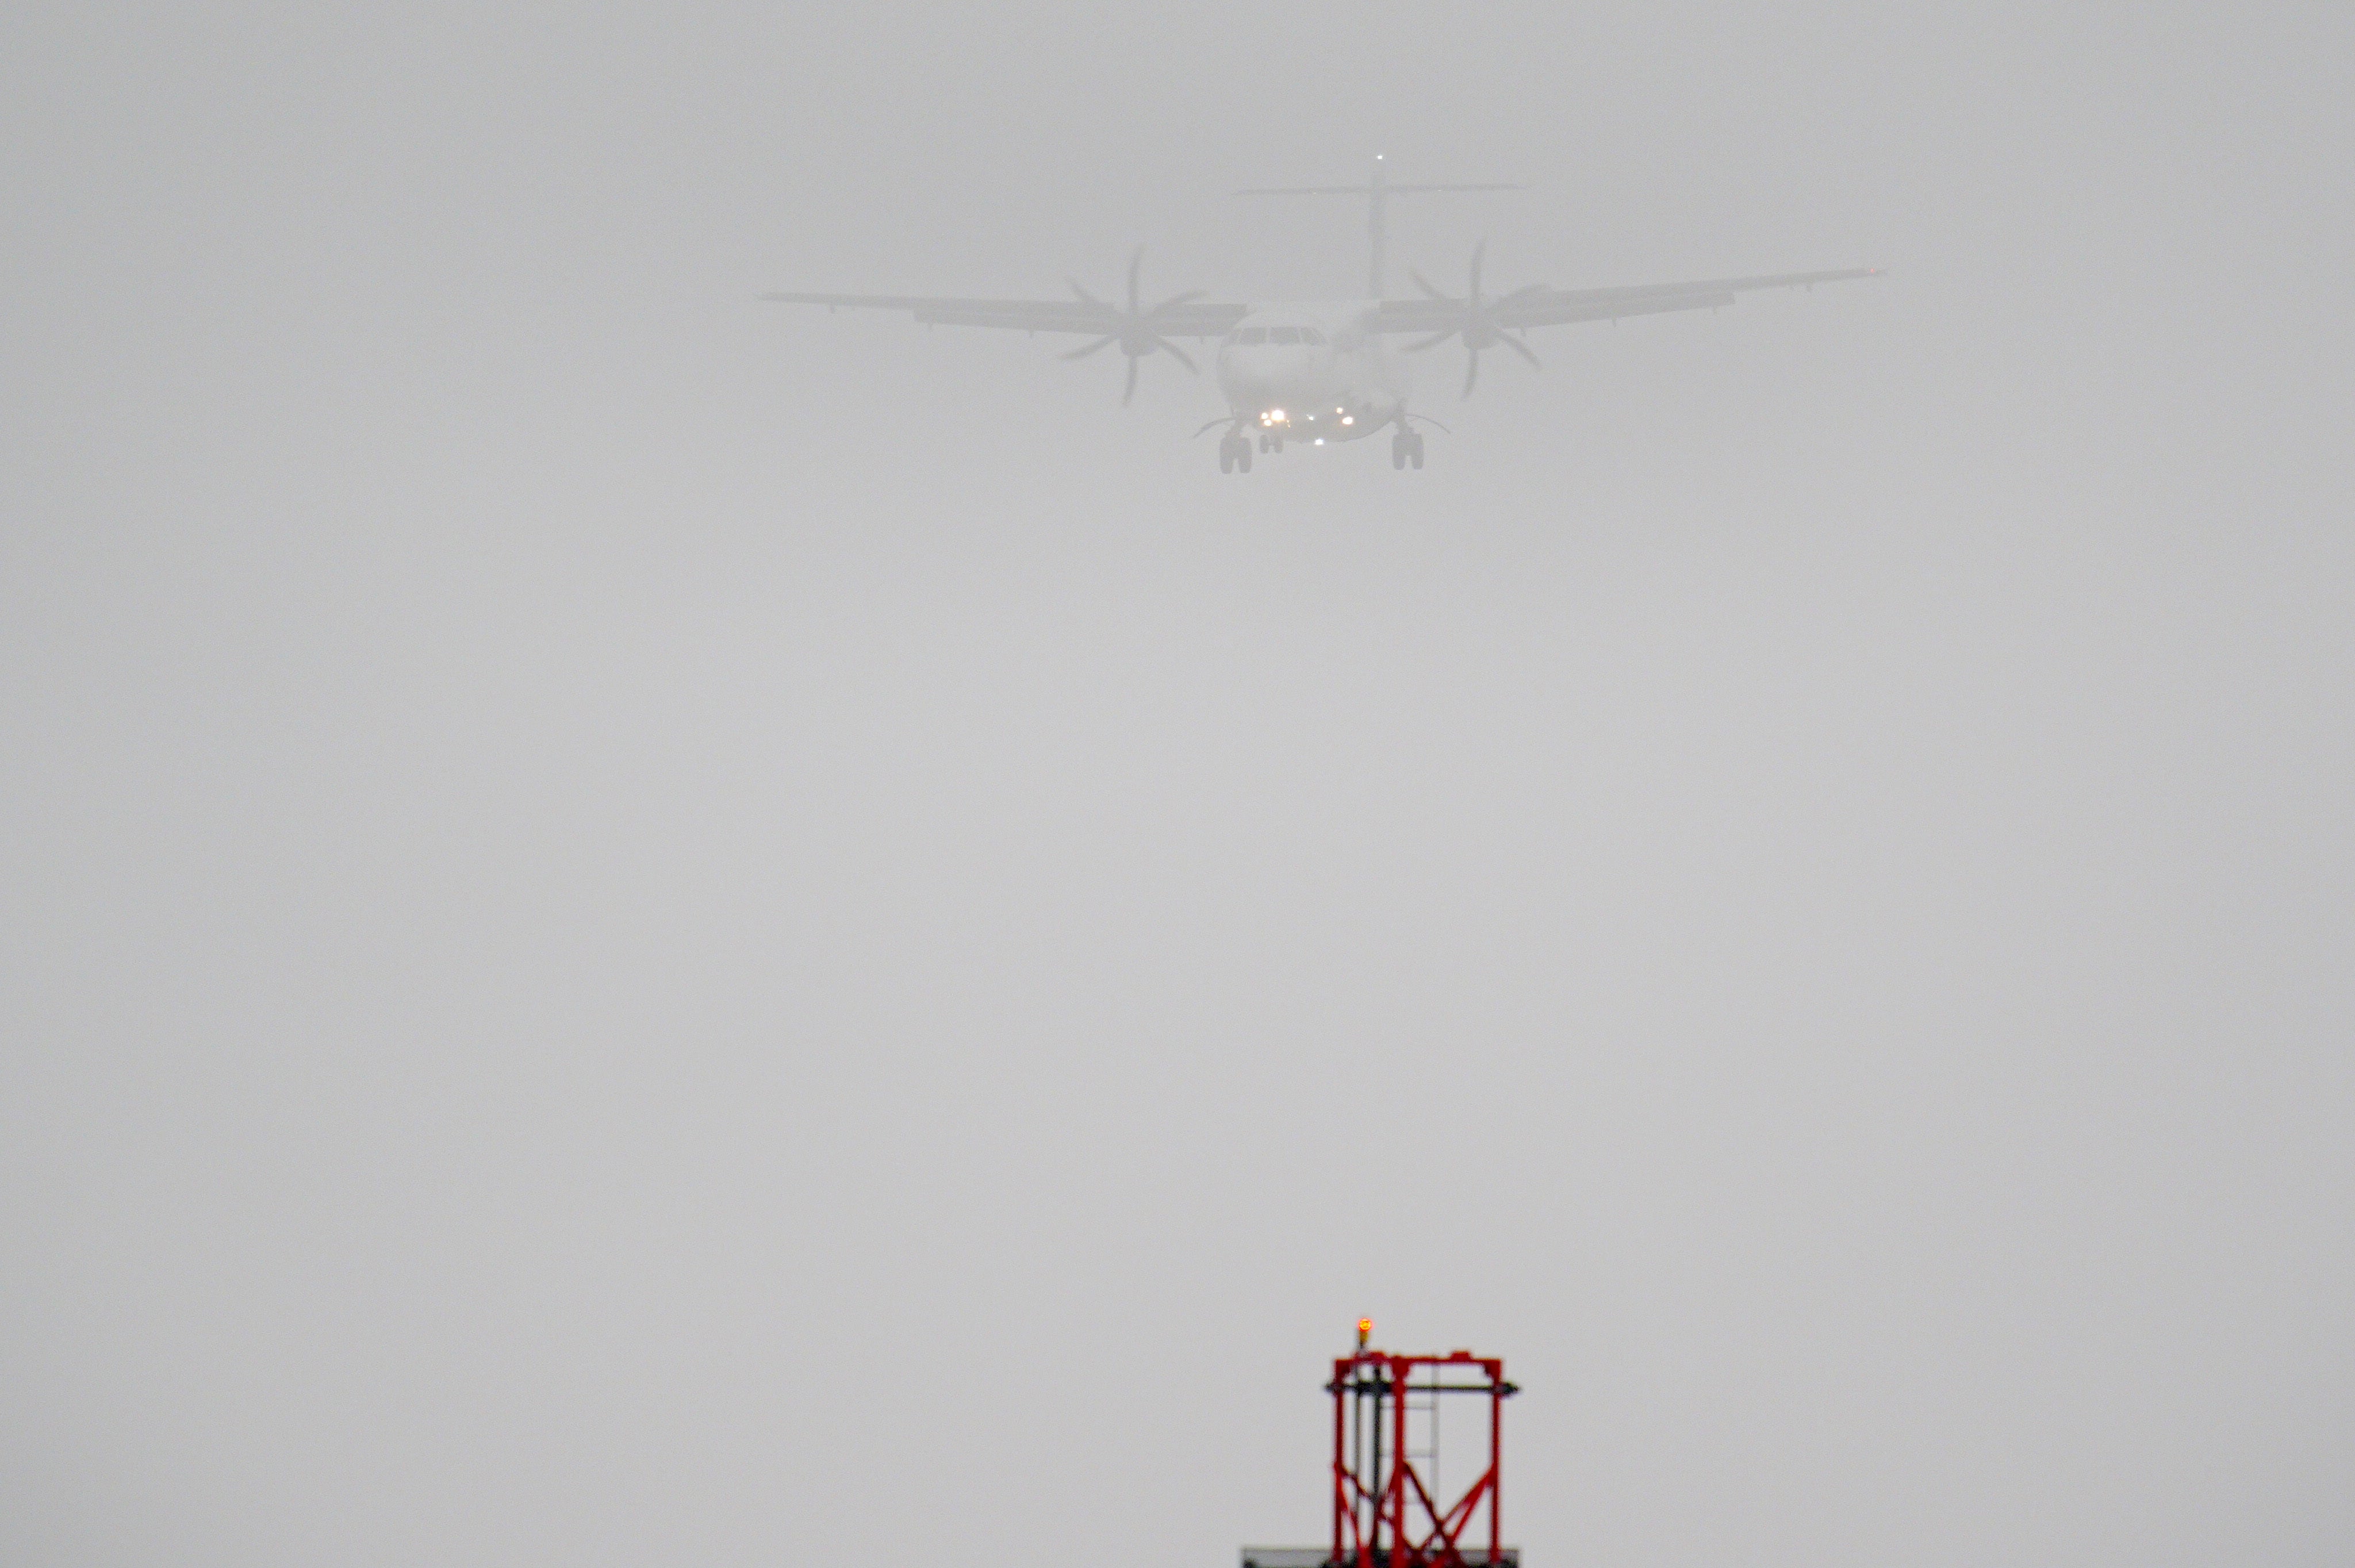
[763,291,1251,339]
[1372,267,1880,333]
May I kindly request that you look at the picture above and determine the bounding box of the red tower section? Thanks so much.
[1330,1333,1518,1568]
[1245,1328,1519,1568]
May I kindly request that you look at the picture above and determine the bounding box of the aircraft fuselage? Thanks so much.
[1215,302,1409,445]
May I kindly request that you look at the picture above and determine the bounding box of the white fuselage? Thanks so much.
[1214,302,1412,445]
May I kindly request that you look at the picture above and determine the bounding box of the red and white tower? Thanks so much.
[1244,1325,1520,1568]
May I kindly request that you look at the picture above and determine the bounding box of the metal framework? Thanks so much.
[1241,1329,1519,1568]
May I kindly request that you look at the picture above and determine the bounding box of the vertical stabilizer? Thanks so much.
[1236,159,1522,297]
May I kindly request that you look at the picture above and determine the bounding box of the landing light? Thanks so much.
[1341,416,1353,425]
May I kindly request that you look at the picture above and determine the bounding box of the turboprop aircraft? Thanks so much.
[763,159,1878,472]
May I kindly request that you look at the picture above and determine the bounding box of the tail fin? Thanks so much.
[1236,156,1520,296]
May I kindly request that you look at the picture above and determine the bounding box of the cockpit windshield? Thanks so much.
[1229,324,1326,347]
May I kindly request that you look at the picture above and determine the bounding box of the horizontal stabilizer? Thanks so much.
[1235,183,1522,196]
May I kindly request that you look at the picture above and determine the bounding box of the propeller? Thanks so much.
[1403,240,1546,396]
[1062,246,1205,406]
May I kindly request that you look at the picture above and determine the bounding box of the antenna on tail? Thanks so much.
[1236,156,1521,297]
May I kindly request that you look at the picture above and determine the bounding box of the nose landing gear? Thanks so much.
[1219,431,1254,473]
[1391,429,1425,470]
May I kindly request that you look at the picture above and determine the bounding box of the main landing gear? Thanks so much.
[1391,428,1425,470]
[1219,430,1254,473]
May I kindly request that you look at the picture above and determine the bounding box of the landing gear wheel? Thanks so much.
[1221,444,1236,474]
[1238,445,1252,473]
[1391,432,1409,470]
[1409,432,1425,470]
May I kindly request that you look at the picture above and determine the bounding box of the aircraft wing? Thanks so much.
[763,291,1251,339]
[1372,267,1879,333]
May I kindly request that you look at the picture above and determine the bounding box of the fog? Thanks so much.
[4,3,2350,1565]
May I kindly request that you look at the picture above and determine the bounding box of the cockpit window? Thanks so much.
[1268,326,1302,344]
[1232,327,1267,344]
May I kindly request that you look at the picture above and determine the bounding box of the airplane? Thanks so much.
[762,158,1879,472]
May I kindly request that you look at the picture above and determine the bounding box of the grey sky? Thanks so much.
[4,3,2350,1566]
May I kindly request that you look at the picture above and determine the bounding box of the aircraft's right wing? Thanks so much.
[762,291,1251,340]
[1374,267,1881,333]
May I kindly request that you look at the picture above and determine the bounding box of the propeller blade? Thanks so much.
[1410,269,1450,302]
[1468,239,1486,305]
[1126,245,1144,313]
[1499,333,1541,370]
[1404,330,1456,353]
[1123,356,1140,406]
[1068,279,1105,309]
[1063,335,1119,360]
[1463,348,1480,397]
[1194,416,1237,438]
[1157,337,1199,375]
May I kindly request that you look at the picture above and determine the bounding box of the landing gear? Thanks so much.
[1219,431,1254,474]
[1391,429,1425,470]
